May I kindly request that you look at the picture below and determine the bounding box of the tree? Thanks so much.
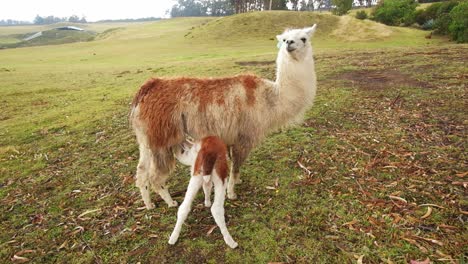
[34,15,44,25]
[449,1,468,43]
[332,0,353,15]
[372,0,418,26]
[68,15,80,23]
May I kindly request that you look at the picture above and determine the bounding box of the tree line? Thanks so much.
[33,15,87,25]
[169,0,378,17]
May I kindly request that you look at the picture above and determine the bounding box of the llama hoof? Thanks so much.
[227,192,237,200]
[168,236,178,245]
[204,201,212,207]
[226,240,238,249]
[146,202,155,210]
[168,200,178,207]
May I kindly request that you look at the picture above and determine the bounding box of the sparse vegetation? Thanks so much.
[355,10,369,20]
[0,11,466,263]
[331,0,353,16]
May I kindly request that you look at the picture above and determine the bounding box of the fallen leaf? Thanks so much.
[412,235,443,246]
[418,204,445,209]
[78,209,101,219]
[207,225,217,235]
[342,219,358,227]
[388,195,407,204]
[11,255,29,263]
[410,258,430,264]
[420,207,432,219]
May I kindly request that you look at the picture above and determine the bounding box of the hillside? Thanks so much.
[185,11,430,45]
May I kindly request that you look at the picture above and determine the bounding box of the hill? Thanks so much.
[0,11,466,263]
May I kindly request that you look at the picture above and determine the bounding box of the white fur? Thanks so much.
[169,142,238,249]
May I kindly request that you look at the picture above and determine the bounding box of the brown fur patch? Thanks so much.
[188,74,260,111]
[135,78,185,149]
[132,75,261,150]
[193,136,228,183]
[242,75,258,106]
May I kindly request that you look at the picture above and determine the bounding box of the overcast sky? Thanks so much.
[1,0,175,22]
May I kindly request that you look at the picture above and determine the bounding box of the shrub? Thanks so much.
[422,19,435,30]
[372,0,418,26]
[414,9,428,25]
[332,0,354,16]
[425,2,443,20]
[449,1,468,43]
[433,1,460,34]
[356,10,368,20]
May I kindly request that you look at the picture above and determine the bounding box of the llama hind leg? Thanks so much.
[169,176,203,245]
[135,146,155,210]
[211,176,238,248]
[203,180,213,207]
[148,152,178,207]
[227,143,252,200]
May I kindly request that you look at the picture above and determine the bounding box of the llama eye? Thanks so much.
[283,39,286,42]
[301,38,306,43]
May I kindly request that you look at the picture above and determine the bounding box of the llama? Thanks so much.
[130,24,318,209]
[168,136,238,248]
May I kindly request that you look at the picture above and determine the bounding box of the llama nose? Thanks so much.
[286,40,295,45]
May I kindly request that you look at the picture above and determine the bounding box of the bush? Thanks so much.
[332,0,353,16]
[425,2,443,20]
[414,9,428,25]
[449,1,468,43]
[422,19,435,30]
[433,1,460,34]
[372,0,418,26]
[356,10,368,20]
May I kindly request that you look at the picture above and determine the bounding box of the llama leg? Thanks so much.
[203,180,213,207]
[148,152,178,207]
[135,146,155,210]
[169,176,203,245]
[211,176,238,248]
[227,143,252,200]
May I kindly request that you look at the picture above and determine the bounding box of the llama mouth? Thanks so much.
[287,47,296,52]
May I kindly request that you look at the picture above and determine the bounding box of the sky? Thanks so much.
[1,0,175,22]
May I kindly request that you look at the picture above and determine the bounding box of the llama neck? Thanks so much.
[272,48,317,123]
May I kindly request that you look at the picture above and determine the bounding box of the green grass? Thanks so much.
[1,11,467,263]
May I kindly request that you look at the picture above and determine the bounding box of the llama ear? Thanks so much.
[304,24,317,38]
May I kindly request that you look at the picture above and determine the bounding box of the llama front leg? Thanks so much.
[135,146,155,209]
[149,159,178,208]
[169,176,203,245]
[211,177,238,249]
[227,143,252,200]
[203,180,213,207]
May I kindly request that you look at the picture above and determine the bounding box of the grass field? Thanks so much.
[0,11,467,263]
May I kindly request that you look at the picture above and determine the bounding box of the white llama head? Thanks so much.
[276,24,317,60]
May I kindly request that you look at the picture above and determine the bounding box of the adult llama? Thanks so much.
[130,24,318,209]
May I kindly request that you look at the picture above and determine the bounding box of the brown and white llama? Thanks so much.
[130,24,318,209]
[168,136,238,248]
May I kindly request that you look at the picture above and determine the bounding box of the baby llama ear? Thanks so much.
[304,24,317,38]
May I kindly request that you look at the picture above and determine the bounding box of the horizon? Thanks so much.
[1,0,174,23]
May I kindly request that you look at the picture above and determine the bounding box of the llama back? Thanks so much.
[131,75,273,150]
